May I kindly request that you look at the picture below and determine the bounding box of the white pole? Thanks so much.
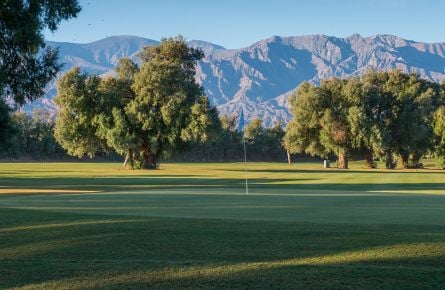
[243,128,248,194]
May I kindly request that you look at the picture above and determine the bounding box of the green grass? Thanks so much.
[0,161,445,289]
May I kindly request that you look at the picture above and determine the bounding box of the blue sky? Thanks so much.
[45,0,445,48]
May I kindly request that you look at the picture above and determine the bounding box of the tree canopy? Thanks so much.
[284,70,443,169]
[1,0,81,105]
[55,36,218,169]
[0,0,81,151]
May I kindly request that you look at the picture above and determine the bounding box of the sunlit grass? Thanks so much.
[1,162,445,288]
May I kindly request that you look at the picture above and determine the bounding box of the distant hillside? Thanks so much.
[29,34,445,126]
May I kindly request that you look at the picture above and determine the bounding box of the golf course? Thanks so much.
[1,161,445,289]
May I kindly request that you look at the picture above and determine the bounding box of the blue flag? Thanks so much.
[237,109,245,133]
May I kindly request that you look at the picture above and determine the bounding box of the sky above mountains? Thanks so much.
[44,0,445,49]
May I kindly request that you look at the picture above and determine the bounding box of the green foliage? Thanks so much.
[0,98,17,156]
[244,118,286,161]
[433,106,445,169]
[362,71,441,168]
[54,68,108,158]
[175,115,286,162]
[283,82,328,158]
[284,79,354,168]
[0,108,67,159]
[285,70,442,169]
[55,37,217,169]
[0,0,80,150]
[0,0,81,105]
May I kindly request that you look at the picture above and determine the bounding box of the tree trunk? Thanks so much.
[123,154,129,167]
[400,151,409,169]
[142,147,158,169]
[287,149,292,165]
[223,147,227,161]
[337,152,348,169]
[385,150,396,169]
[123,148,134,168]
[364,148,375,168]
[409,152,422,168]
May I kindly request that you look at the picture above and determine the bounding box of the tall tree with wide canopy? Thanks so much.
[317,78,355,169]
[363,70,440,168]
[344,76,377,168]
[55,37,217,169]
[284,79,357,169]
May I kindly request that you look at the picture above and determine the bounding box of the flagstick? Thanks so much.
[238,106,248,195]
[243,127,249,195]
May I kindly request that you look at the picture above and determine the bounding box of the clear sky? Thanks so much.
[44,0,445,48]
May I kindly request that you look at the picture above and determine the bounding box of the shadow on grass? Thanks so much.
[1,208,444,289]
[226,168,445,174]
[0,175,445,194]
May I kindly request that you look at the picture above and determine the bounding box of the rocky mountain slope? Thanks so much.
[31,34,445,126]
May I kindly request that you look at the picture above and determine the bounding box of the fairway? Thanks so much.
[1,162,445,289]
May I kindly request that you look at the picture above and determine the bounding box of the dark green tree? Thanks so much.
[217,115,242,161]
[0,0,80,152]
[433,83,445,168]
[283,82,329,160]
[1,0,81,105]
[285,70,439,169]
[433,106,445,168]
[55,37,217,169]
[7,108,66,159]
[364,70,440,168]
[244,118,285,161]
[284,79,355,169]
[0,99,17,156]
[341,76,376,168]
[54,68,108,157]
[317,78,353,169]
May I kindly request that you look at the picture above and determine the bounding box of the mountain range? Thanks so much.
[30,34,445,126]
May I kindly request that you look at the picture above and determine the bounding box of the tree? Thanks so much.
[218,115,242,161]
[363,70,440,168]
[1,0,81,105]
[317,78,353,169]
[55,37,217,169]
[284,70,439,169]
[284,79,355,169]
[0,98,17,156]
[244,118,263,141]
[263,122,286,161]
[54,68,109,158]
[244,118,285,161]
[360,70,398,168]
[283,82,329,159]
[433,106,445,168]
[345,76,376,168]
[1,0,80,151]
[433,83,445,169]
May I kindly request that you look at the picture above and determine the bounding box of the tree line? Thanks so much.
[176,116,285,162]
[283,70,445,169]
[0,106,286,163]
[51,37,287,168]
[0,109,65,159]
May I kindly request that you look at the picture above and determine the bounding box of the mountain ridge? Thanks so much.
[30,34,445,126]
